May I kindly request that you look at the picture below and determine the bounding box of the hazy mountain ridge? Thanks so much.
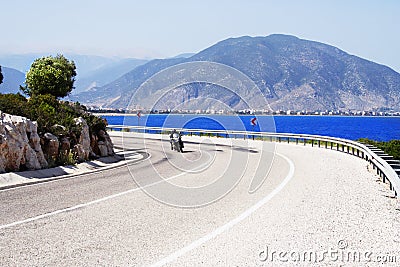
[73,34,400,111]
[71,57,187,106]
[0,66,25,94]
[73,58,148,93]
[0,54,148,94]
[3,34,400,112]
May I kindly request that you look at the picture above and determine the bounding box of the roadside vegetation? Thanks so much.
[0,55,106,135]
[0,55,107,167]
[358,138,400,160]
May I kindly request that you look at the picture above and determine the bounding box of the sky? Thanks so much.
[1,0,399,72]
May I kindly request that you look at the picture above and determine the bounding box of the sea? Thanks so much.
[102,114,400,142]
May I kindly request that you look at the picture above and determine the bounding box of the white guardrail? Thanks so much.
[107,125,400,197]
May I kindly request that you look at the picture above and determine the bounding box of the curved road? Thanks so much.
[0,133,398,266]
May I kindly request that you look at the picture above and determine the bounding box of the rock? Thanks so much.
[42,133,59,162]
[0,112,115,172]
[90,133,100,156]
[89,151,99,159]
[51,124,67,136]
[28,121,47,168]
[59,136,70,156]
[97,141,108,157]
[90,128,115,158]
[73,117,91,161]
[73,144,86,162]
[0,112,48,173]
[60,136,70,151]
[98,129,115,156]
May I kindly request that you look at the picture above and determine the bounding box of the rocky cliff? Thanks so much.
[0,111,115,173]
[0,112,47,172]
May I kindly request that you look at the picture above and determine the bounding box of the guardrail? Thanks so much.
[107,125,399,198]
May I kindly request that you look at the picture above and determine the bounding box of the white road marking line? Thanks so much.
[0,151,148,193]
[0,152,213,230]
[150,152,295,267]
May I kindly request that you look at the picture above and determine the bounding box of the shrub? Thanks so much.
[22,55,76,98]
[83,113,107,135]
[57,151,76,166]
[358,138,400,160]
[26,94,59,133]
[0,93,106,138]
[0,93,28,116]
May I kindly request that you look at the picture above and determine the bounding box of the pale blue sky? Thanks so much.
[1,0,399,72]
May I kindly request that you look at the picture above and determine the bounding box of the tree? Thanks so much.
[0,93,28,116]
[22,55,76,98]
[0,65,3,85]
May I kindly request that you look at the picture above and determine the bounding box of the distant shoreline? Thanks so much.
[93,113,400,118]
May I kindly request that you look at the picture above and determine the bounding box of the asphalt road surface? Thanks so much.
[0,133,398,266]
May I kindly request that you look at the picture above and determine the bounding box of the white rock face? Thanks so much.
[73,117,91,161]
[0,112,116,173]
[0,111,48,173]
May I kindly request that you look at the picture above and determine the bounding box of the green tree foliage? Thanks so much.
[0,66,3,85]
[0,55,107,167]
[1,53,106,148]
[0,93,27,115]
[0,93,106,135]
[358,138,400,160]
[26,94,60,132]
[22,55,76,98]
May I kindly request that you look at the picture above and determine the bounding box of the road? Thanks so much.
[0,133,399,266]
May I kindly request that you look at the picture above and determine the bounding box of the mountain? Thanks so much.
[172,53,196,59]
[71,57,186,106]
[18,35,400,111]
[0,53,133,74]
[0,54,148,94]
[73,35,400,112]
[187,34,400,112]
[0,66,25,94]
[72,58,148,93]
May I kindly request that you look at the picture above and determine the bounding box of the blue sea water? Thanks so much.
[103,114,400,142]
